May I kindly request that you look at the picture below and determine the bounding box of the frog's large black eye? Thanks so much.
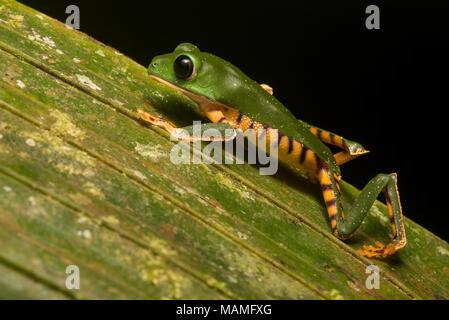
[174,55,195,79]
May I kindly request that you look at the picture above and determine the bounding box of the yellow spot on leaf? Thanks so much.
[103,215,120,226]
[83,182,105,200]
[215,173,254,200]
[437,246,449,256]
[49,109,86,140]
[8,14,24,28]
[324,289,344,300]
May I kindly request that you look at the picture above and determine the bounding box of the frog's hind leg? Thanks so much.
[317,166,341,235]
[357,174,407,258]
[316,166,406,258]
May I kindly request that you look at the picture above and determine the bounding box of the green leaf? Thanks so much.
[0,0,448,299]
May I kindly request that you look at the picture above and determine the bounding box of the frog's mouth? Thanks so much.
[149,74,211,106]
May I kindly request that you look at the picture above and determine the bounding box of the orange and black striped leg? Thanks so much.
[307,125,370,165]
[317,167,406,258]
[137,108,235,142]
[317,167,349,236]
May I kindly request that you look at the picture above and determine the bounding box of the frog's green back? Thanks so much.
[149,43,339,174]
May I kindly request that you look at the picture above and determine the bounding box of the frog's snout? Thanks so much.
[148,59,158,73]
[147,54,170,77]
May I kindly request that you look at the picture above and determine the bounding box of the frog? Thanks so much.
[137,43,406,258]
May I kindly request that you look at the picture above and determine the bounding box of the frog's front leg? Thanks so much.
[259,83,366,165]
[137,108,236,142]
[317,166,406,258]
[302,121,369,165]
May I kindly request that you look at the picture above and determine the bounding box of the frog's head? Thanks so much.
[148,43,255,106]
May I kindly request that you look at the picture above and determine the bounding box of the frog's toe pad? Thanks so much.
[357,241,397,258]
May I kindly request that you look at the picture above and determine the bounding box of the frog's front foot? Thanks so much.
[137,108,167,126]
[346,140,369,156]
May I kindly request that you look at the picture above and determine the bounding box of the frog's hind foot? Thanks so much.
[357,240,404,258]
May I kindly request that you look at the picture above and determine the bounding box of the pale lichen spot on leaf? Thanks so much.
[27,196,36,206]
[25,138,36,147]
[437,246,449,257]
[27,29,57,50]
[134,142,167,161]
[173,184,186,196]
[76,74,102,91]
[77,229,92,240]
[95,49,105,57]
[42,36,56,48]
[16,79,26,89]
[347,280,361,292]
[237,231,248,240]
[215,172,255,201]
[26,196,48,217]
[227,275,238,284]
[77,216,90,224]
[111,99,124,106]
[133,170,147,181]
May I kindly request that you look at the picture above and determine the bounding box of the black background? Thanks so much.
[19,0,449,242]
